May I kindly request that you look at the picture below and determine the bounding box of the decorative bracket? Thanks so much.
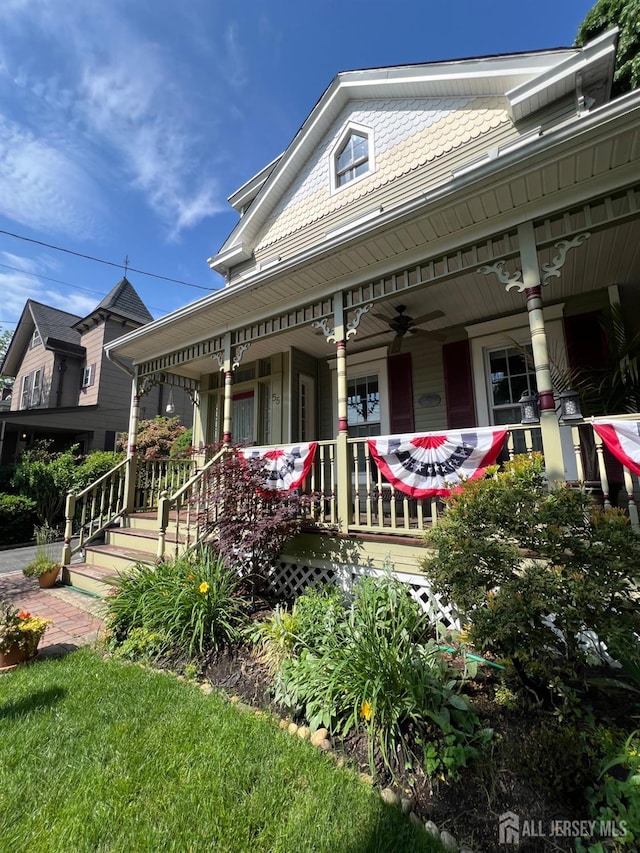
[232,342,250,371]
[311,317,336,344]
[346,303,373,339]
[478,260,524,292]
[187,388,200,407]
[211,351,224,371]
[137,375,159,397]
[541,233,590,285]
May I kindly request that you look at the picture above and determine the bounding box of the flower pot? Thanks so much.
[0,643,34,668]
[38,567,60,588]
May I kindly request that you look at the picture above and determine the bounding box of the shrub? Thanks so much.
[105,548,247,661]
[0,493,37,546]
[170,428,193,458]
[196,450,313,592]
[12,441,79,525]
[422,454,640,710]
[117,416,187,460]
[257,576,489,780]
[73,450,124,491]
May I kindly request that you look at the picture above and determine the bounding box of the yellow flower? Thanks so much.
[199,582,209,594]
[360,701,373,722]
[188,573,195,580]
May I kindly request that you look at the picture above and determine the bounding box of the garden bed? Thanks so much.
[205,640,638,853]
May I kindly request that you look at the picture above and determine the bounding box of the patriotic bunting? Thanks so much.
[592,420,640,476]
[239,442,317,491]
[367,428,508,498]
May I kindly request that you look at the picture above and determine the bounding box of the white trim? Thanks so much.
[329,121,375,195]
[81,365,93,389]
[330,348,390,435]
[467,306,567,426]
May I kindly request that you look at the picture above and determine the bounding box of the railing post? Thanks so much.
[124,454,138,515]
[61,491,76,566]
[157,489,170,562]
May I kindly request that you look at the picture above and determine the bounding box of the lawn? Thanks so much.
[0,649,442,853]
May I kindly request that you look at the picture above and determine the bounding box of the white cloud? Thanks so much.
[0,115,104,236]
[0,1,226,238]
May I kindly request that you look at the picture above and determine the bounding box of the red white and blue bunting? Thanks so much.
[592,420,640,476]
[367,428,508,498]
[239,442,317,492]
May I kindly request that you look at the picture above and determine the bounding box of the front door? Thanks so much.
[233,391,254,446]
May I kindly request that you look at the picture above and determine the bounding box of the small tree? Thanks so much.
[117,416,187,460]
[12,441,79,526]
[194,449,312,594]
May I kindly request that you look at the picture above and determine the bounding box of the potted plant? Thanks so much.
[23,523,61,588]
[0,600,51,667]
[23,555,61,588]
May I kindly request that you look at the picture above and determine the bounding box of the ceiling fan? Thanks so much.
[362,304,446,354]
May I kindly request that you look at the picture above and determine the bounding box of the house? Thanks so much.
[62,28,640,594]
[0,277,193,466]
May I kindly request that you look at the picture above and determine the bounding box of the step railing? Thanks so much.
[62,457,129,564]
[157,446,228,561]
[134,457,196,511]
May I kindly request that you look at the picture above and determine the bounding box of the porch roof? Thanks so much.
[106,87,640,375]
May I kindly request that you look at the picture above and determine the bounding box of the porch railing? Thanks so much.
[62,457,129,564]
[133,457,196,511]
[156,447,228,561]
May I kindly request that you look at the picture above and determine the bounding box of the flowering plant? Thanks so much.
[0,600,51,656]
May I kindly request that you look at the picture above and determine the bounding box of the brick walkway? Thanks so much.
[0,572,105,661]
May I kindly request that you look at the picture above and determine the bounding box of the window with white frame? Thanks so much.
[81,365,93,389]
[331,124,374,191]
[487,345,536,425]
[30,328,41,349]
[30,368,41,407]
[347,374,381,437]
[20,375,30,409]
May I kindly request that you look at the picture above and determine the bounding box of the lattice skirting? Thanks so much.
[273,557,460,630]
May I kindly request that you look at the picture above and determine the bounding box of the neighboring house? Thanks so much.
[95,28,640,576]
[0,278,193,465]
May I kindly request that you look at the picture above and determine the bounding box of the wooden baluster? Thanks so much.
[389,484,397,531]
[364,441,373,528]
[402,493,410,530]
[571,425,585,483]
[623,466,639,529]
[376,461,384,529]
[594,430,612,510]
[62,492,76,565]
[352,441,361,525]
[416,497,424,530]
[157,489,169,561]
[507,429,515,462]
[431,497,439,526]
[329,443,337,525]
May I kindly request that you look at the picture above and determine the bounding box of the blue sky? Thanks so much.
[0,0,596,336]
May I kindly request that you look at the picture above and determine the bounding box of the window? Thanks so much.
[20,375,30,409]
[30,328,41,349]
[19,370,42,409]
[347,374,381,437]
[330,124,374,192]
[488,345,537,425]
[31,368,41,407]
[81,365,93,388]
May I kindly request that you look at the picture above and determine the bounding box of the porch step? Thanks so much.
[107,526,188,551]
[83,542,157,573]
[62,562,121,598]
[126,510,194,536]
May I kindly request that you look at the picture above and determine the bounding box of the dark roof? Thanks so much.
[29,301,83,347]
[91,277,153,325]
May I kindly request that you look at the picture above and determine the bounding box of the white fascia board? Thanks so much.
[207,242,252,274]
[227,153,284,212]
[506,28,618,121]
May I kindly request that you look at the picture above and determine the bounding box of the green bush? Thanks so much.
[170,428,193,458]
[73,450,124,491]
[422,454,640,710]
[0,493,36,546]
[256,576,489,780]
[12,441,79,525]
[105,548,247,661]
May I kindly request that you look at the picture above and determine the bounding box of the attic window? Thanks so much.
[331,124,374,192]
[30,329,41,349]
[81,365,93,389]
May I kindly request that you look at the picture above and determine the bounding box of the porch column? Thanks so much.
[222,333,233,445]
[334,293,352,533]
[123,371,141,513]
[518,221,565,483]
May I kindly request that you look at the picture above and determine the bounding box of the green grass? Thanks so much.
[0,649,442,853]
